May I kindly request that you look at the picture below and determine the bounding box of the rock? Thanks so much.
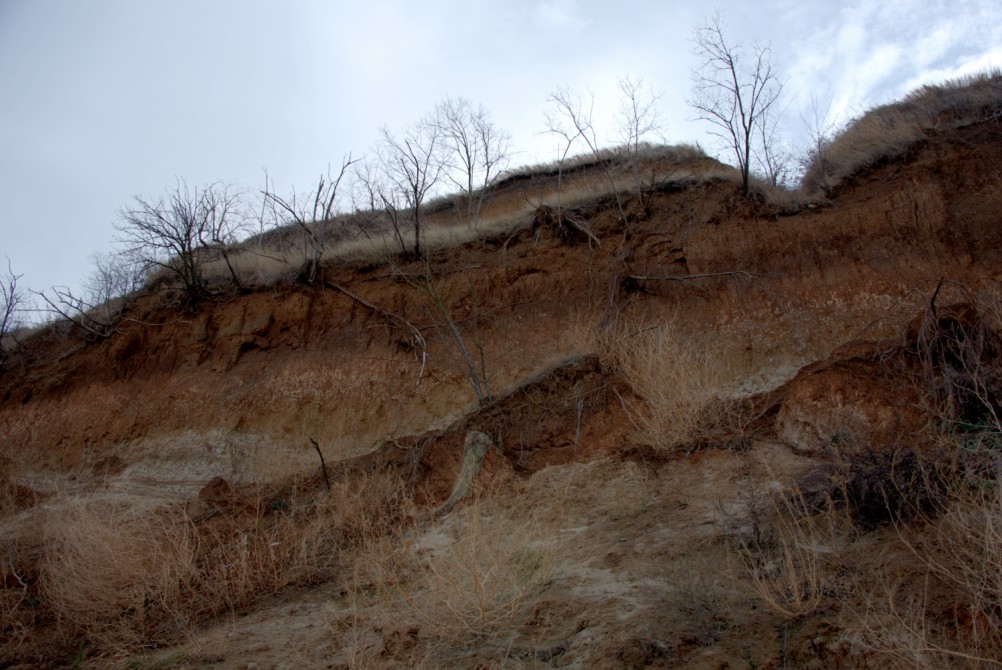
[776,355,925,453]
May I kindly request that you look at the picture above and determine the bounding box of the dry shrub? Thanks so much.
[598,317,731,453]
[737,485,853,621]
[41,502,199,652]
[390,494,558,645]
[853,458,1002,669]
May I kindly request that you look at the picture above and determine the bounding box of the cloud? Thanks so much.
[533,0,585,29]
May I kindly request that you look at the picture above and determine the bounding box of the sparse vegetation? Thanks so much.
[689,13,784,197]
[0,258,26,364]
[115,180,246,306]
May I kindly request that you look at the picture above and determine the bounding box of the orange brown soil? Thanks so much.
[2,119,1002,668]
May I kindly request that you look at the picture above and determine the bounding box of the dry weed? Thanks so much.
[857,455,1002,669]
[34,469,412,661]
[738,487,851,621]
[394,496,561,640]
[40,502,199,653]
[598,317,731,452]
[801,69,1002,194]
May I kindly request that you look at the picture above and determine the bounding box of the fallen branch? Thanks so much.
[627,271,759,282]
[323,280,428,390]
[323,280,427,352]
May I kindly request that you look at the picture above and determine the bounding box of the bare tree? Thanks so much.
[352,157,411,255]
[616,75,665,206]
[378,121,445,258]
[35,251,146,340]
[260,155,358,282]
[432,97,512,229]
[542,87,590,212]
[798,93,840,193]
[545,86,625,226]
[689,14,783,197]
[116,180,244,306]
[1,258,26,363]
[755,105,792,187]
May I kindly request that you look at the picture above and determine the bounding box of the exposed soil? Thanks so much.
[3,119,1002,668]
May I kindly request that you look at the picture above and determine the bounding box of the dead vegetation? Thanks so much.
[801,69,1002,195]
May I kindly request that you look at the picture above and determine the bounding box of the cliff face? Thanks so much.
[2,120,1000,500]
[3,116,1002,669]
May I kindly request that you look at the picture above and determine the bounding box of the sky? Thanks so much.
[1,0,1000,308]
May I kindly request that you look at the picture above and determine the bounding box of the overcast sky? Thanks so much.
[1,0,1000,306]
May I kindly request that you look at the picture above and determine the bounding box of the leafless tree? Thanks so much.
[542,87,590,212]
[545,86,626,226]
[378,121,445,258]
[689,14,784,197]
[351,157,410,255]
[116,180,244,306]
[798,93,840,192]
[260,155,358,282]
[432,97,512,229]
[35,251,146,340]
[755,105,793,187]
[1,258,26,363]
[616,75,665,206]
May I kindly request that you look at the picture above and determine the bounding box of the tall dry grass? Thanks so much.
[735,482,854,622]
[330,489,560,666]
[801,69,1002,194]
[28,470,412,662]
[852,448,1002,669]
[403,495,558,643]
[597,317,733,453]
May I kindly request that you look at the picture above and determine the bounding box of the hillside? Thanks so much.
[3,96,1002,668]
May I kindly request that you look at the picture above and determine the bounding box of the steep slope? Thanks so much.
[2,117,1002,668]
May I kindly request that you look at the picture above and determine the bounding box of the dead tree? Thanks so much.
[689,14,783,197]
[378,121,445,258]
[261,155,358,282]
[116,180,244,306]
[1,259,26,363]
[432,96,512,229]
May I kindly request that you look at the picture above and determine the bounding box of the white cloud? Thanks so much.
[534,0,585,29]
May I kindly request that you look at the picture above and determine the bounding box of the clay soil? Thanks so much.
[3,120,1002,668]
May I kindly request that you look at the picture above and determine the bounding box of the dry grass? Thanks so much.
[194,142,729,291]
[737,484,852,621]
[40,502,200,654]
[597,316,733,452]
[330,489,560,665]
[852,448,1002,669]
[802,69,1002,194]
[403,495,558,643]
[17,469,412,663]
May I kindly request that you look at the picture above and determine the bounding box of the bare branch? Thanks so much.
[259,155,359,282]
[616,75,665,206]
[116,180,245,305]
[432,97,512,229]
[689,14,784,196]
[378,120,445,258]
[1,259,26,363]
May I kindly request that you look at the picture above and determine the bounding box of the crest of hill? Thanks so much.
[801,69,1002,194]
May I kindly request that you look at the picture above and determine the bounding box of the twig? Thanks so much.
[310,438,331,492]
